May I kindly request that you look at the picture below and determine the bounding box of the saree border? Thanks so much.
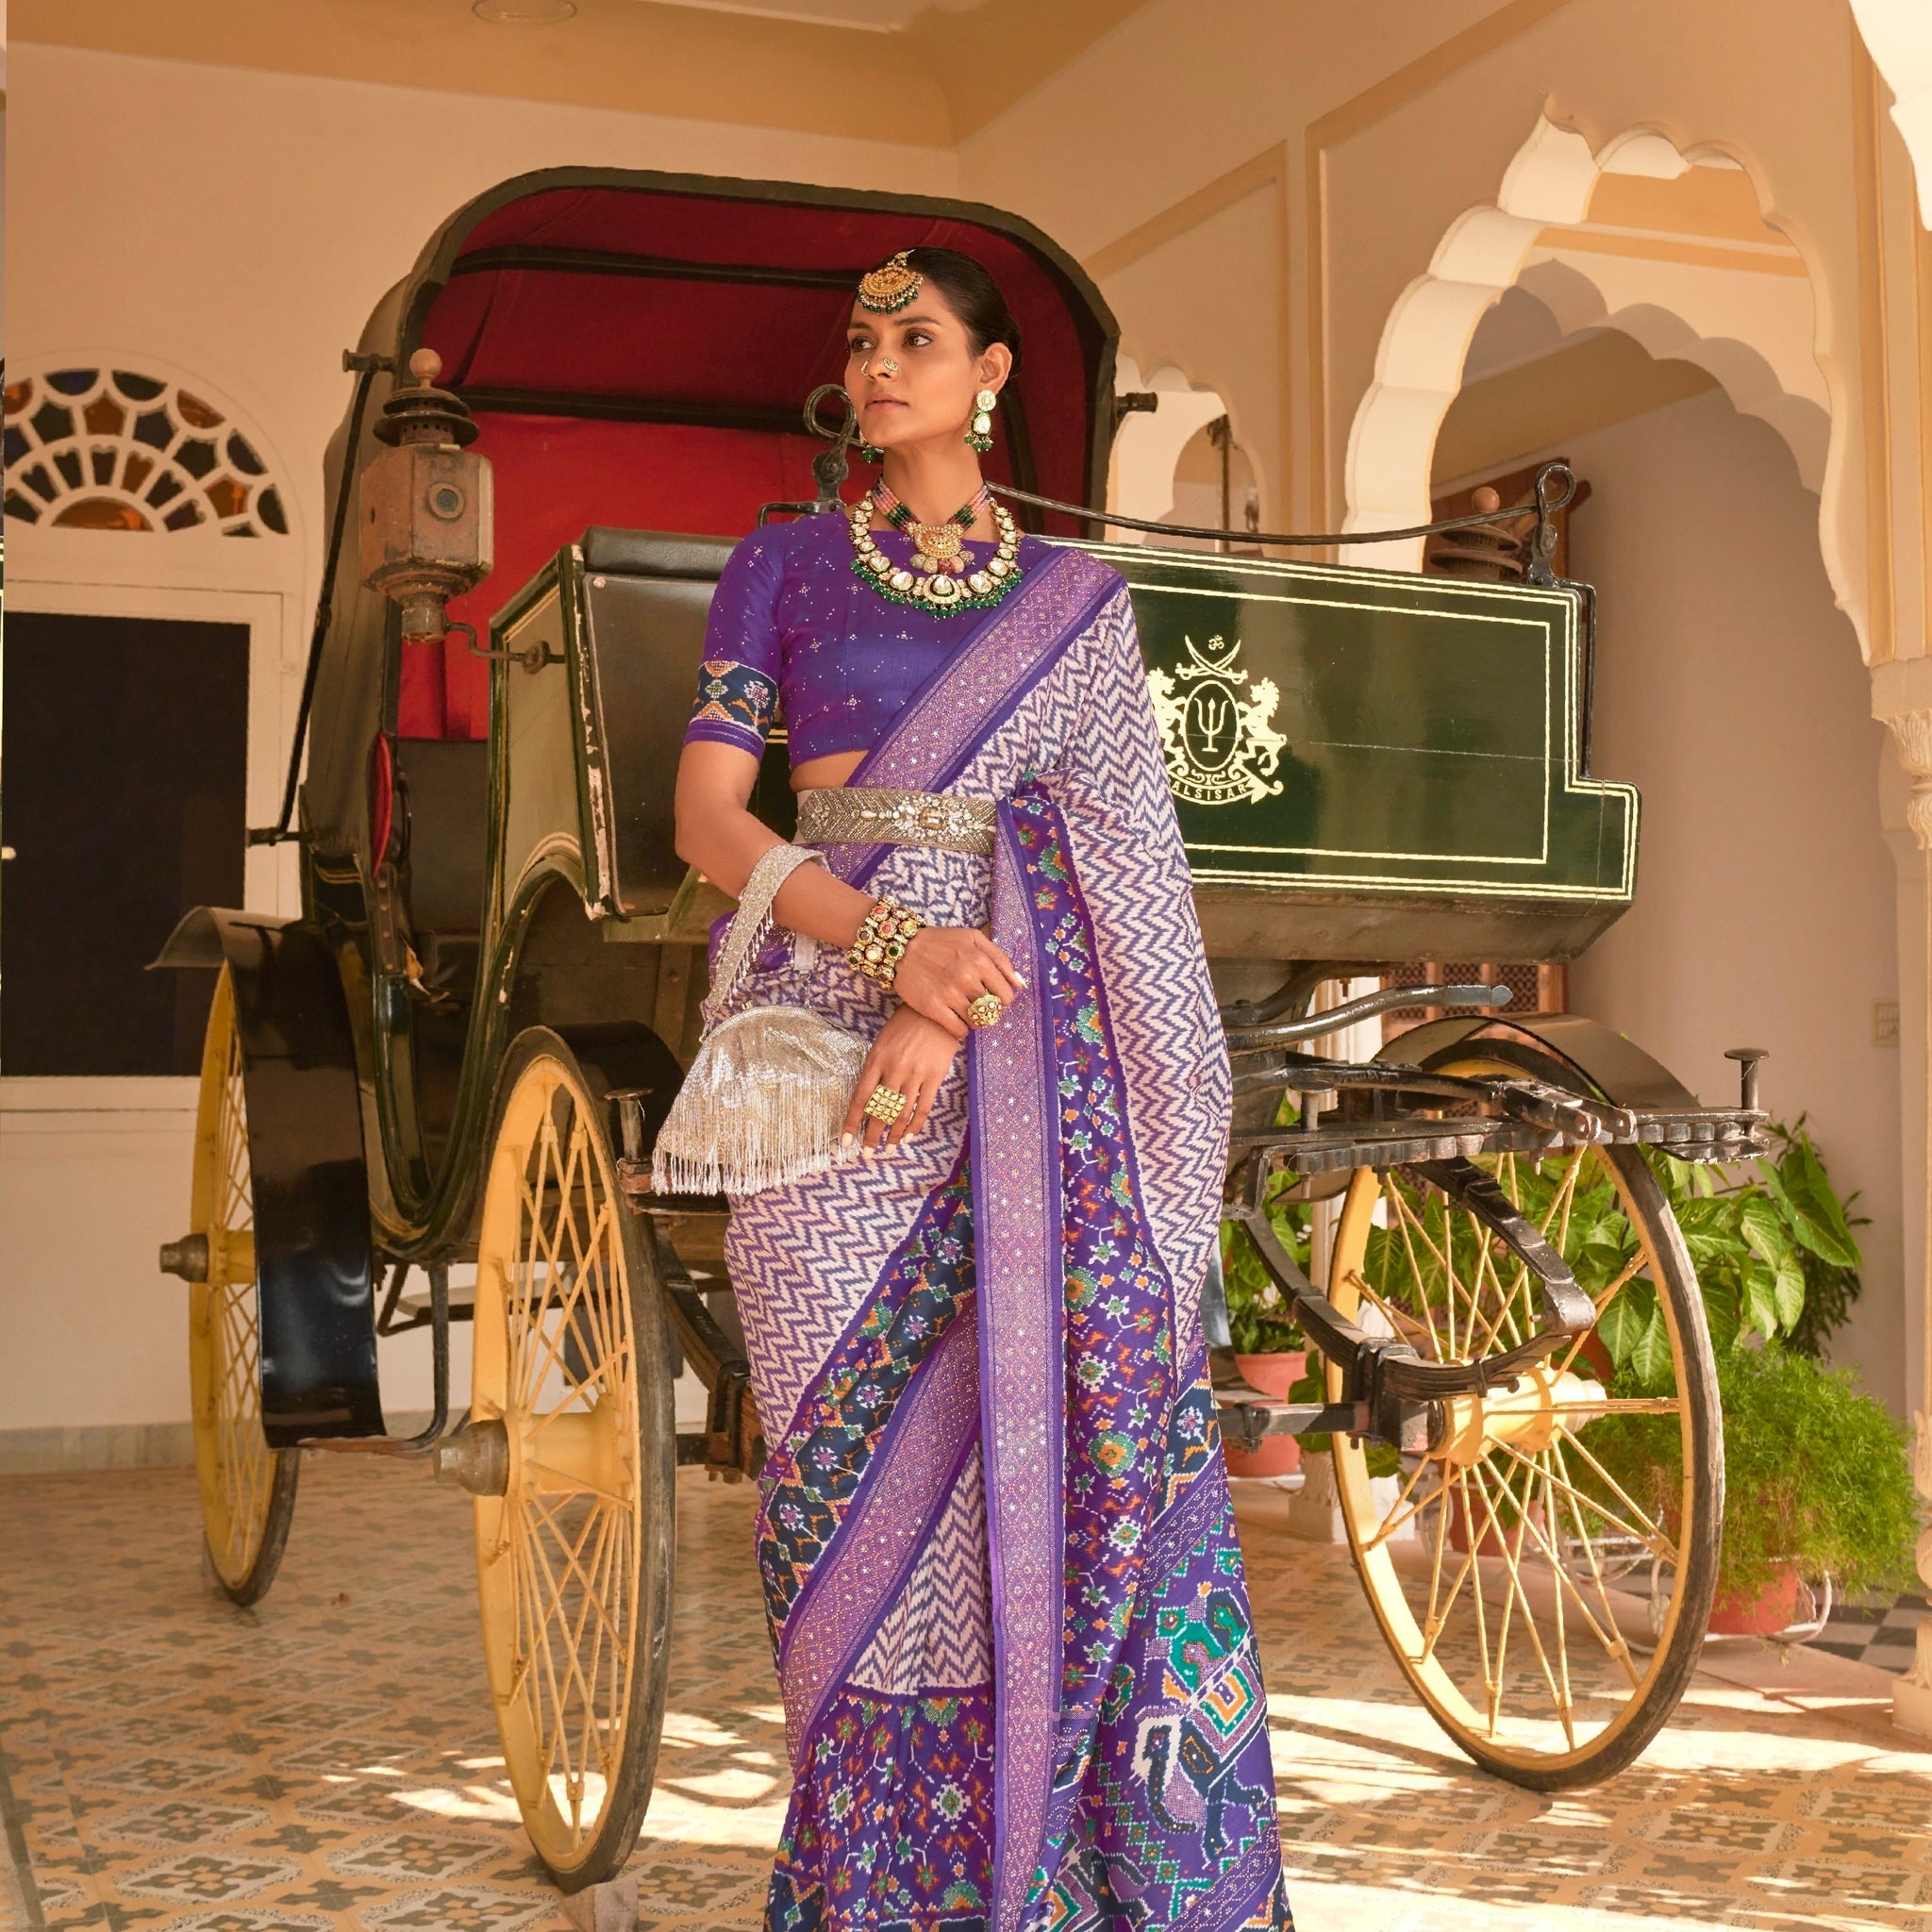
[971,816,1069,1932]
[755,1164,973,1640]
[774,1306,983,1768]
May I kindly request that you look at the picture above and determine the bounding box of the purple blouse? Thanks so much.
[683,511,1057,768]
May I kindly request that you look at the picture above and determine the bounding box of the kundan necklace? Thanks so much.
[848,480,1024,611]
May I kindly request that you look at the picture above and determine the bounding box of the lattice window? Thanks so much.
[1382,961,1568,1043]
[3,367,288,537]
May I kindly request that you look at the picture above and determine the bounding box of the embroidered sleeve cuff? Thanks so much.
[687,658,776,755]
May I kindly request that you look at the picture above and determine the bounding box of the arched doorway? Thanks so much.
[1338,123,1907,1416]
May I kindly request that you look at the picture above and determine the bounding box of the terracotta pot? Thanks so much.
[1707,1564,1802,1636]
[1223,1351,1307,1479]
[1446,1495,1545,1559]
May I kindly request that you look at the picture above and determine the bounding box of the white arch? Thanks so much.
[1107,356,1233,541]
[1340,118,1846,625]
[1515,259,1831,492]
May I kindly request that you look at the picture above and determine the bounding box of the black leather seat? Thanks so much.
[576,525,793,913]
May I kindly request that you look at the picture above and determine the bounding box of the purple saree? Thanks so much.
[720,546,1294,1932]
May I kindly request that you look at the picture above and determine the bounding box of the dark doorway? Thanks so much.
[3,611,250,1075]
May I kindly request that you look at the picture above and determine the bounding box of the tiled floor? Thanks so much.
[3,1460,1929,1932]
[1812,1591,1929,1675]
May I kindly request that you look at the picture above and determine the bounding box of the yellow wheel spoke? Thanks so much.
[1340,1270,1433,1350]
[1391,1187,1453,1357]
[1363,1455,1442,1552]
[472,1049,649,1876]
[1468,1461,1575,1745]
[186,968,286,1598]
[1328,1129,1710,1776]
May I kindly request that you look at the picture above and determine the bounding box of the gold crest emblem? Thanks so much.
[1147,634,1289,806]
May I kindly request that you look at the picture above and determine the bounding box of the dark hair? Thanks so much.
[874,247,1022,372]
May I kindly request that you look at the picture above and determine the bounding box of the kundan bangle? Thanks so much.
[848,896,925,990]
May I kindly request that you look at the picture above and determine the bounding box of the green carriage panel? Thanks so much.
[1090,542,1637,964]
[533,529,1639,969]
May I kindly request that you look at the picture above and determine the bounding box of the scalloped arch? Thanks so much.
[1341,117,1846,635]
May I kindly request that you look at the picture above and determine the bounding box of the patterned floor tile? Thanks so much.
[358,1885,559,1930]
[324,1833,499,1884]
[94,1801,275,1851]
[3,1459,1929,1932]
[119,1853,303,1906]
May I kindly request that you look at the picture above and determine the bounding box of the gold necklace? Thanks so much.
[846,486,1024,611]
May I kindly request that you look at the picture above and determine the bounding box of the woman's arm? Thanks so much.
[672,741,1021,1041]
[674,740,878,950]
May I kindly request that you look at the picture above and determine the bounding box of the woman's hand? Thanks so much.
[844,1007,964,1151]
[893,924,1022,1040]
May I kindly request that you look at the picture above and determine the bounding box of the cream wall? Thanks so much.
[1556,387,1906,1412]
[10,42,960,623]
[962,0,1526,529]
[0,42,958,1447]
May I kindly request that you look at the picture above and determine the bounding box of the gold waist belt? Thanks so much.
[795,787,997,856]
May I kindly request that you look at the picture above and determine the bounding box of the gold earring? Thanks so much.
[966,387,996,454]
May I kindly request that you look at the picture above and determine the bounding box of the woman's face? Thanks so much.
[844,286,1011,457]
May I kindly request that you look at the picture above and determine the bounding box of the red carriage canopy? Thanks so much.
[402,181,1114,738]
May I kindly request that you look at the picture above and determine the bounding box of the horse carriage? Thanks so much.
[155,167,1754,1892]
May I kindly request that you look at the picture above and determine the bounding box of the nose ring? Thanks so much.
[876,358,900,376]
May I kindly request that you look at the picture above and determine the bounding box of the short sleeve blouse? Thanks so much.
[682,513,1053,769]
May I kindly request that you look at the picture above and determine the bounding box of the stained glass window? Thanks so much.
[3,367,287,538]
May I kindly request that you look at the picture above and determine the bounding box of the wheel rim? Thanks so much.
[474,1050,644,1874]
[1328,1124,1713,1779]
[188,966,279,1589]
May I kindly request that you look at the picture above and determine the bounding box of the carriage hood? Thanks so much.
[301,168,1118,857]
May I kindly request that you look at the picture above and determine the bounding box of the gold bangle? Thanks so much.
[848,896,925,990]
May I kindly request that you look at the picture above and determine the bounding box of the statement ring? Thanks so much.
[862,1084,908,1125]
[965,993,1004,1031]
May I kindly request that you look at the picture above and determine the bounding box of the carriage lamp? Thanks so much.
[358,346,493,642]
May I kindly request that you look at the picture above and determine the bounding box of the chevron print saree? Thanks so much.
[720,548,1294,1932]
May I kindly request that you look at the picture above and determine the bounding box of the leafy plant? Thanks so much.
[1220,1088,1311,1357]
[1218,1166,1310,1356]
[1589,1343,1920,1599]
[1585,1121,1864,1383]
[1758,1120,1868,1357]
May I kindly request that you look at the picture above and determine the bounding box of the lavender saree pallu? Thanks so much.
[722,549,1294,1932]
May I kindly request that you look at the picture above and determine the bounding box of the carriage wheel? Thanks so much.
[187,965,299,1606]
[1327,1095,1722,1789]
[472,1029,676,1890]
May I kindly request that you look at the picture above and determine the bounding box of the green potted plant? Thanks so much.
[1218,1166,1312,1479]
[1593,1342,1919,1632]
[1588,1125,1918,1635]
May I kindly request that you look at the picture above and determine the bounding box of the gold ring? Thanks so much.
[862,1084,908,1125]
[965,993,1004,1031]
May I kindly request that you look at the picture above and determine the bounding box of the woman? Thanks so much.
[672,247,1293,1932]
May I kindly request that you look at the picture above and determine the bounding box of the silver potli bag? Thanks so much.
[651,842,869,1197]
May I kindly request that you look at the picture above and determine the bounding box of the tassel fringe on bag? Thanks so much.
[652,842,869,1197]
[650,1004,869,1196]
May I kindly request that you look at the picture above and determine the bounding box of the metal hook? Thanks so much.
[1527,460,1577,588]
[803,384,859,509]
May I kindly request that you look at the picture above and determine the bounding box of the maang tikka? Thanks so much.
[967,388,997,454]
